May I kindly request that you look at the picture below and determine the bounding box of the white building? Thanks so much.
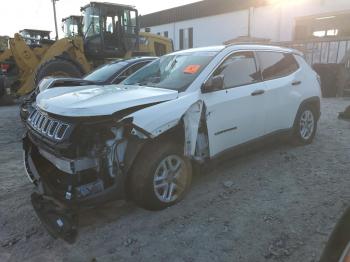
[140,0,350,51]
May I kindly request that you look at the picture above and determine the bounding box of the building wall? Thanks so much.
[142,0,350,50]
[146,10,249,50]
[250,0,350,42]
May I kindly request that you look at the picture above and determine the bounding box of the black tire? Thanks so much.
[129,139,192,211]
[293,104,318,145]
[339,106,350,120]
[0,75,5,98]
[320,208,350,262]
[34,58,83,86]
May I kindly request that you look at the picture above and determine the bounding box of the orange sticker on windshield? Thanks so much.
[183,65,201,74]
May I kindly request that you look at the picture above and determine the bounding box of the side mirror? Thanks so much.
[201,75,224,93]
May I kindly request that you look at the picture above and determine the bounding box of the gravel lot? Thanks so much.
[0,98,349,262]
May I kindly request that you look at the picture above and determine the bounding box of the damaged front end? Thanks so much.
[23,108,147,243]
[23,90,209,243]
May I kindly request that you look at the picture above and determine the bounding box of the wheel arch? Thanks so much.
[122,100,204,197]
[123,120,186,173]
[295,96,321,123]
[123,122,186,200]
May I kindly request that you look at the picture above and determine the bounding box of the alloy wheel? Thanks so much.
[299,110,315,140]
[153,155,187,203]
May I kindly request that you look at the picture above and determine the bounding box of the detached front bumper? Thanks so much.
[23,133,126,243]
[31,193,79,243]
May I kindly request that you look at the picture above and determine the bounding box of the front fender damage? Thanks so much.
[125,93,207,159]
[183,101,203,157]
[127,93,201,138]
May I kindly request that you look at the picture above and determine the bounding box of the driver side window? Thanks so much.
[213,51,260,89]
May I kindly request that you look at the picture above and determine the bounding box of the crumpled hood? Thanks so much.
[36,84,179,117]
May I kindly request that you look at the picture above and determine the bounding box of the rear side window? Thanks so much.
[213,51,260,89]
[258,52,299,81]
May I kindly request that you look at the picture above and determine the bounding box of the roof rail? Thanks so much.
[225,42,304,56]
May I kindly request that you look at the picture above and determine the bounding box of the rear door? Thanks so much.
[257,51,303,134]
[203,51,266,157]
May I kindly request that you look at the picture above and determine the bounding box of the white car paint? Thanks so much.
[203,81,267,157]
[36,84,179,117]
[262,57,321,135]
[126,92,201,138]
[261,72,303,135]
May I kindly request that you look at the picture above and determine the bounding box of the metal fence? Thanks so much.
[277,37,350,67]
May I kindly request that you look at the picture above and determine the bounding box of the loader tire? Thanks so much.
[34,58,83,86]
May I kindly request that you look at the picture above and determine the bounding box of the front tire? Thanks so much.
[293,105,318,145]
[130,140,192,211]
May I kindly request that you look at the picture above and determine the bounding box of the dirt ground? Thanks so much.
[0,98,349,262]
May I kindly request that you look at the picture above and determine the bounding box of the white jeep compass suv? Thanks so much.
[23,44,321,242]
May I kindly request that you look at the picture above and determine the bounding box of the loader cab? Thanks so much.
[81,2,139,60]
[19,29,52,46]
[62,16,83,37]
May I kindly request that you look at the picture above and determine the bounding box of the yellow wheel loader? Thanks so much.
[0,30,55,91]
[14,2,173,95]
[0,22,82,92]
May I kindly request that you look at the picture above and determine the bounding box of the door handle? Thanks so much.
[251,90,265,96]
[292,80,302,86]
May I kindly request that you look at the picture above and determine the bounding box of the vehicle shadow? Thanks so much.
[197,136,293,177]
[77,137,294,233]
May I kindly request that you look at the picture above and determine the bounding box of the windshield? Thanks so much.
[122,52,216,91]
[84,61,127,82]
[82,7,100,37]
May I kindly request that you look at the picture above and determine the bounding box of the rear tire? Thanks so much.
[293,105,318,145]
[130,140,192,211]
[0,75,5,98]
[34,58,83,86]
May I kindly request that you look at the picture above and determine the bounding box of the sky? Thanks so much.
[0,0,201,37]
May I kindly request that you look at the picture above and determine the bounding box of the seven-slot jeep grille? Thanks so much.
[27,108,70,141]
